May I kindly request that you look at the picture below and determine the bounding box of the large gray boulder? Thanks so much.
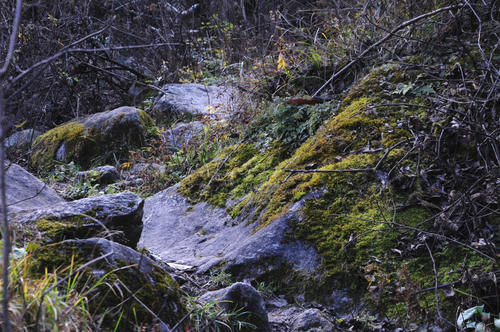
[155,84,237,119]
[199,282,270,331]
[5,162,64,216]
[29,237,186,330]
[31,106,153,169]
[138,184,321,278]
[16,192,143,247]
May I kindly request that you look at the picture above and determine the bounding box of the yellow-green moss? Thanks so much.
[138,109,154,127]
[179,144,282,208]
[35,215,102,243]
[31,121,86,170]
[31,110,153,171]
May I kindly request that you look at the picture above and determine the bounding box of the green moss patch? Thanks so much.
[31,109,153,170]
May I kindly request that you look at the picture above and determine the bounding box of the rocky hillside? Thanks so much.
[1,0,499,331]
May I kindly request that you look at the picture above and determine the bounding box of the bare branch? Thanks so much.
[0,0,22,77]
[313,3,465,97]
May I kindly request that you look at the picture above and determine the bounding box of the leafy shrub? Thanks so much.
[245,98,337,152]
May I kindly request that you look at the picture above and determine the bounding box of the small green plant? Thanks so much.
[186,297,257,331]
[0,247,95,331]
[64,181,101,200]
[45,161,80,183]
[245,98,336,152]
[255,281,277,298]
[208,271,232,288]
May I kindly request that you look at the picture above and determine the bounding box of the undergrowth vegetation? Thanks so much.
[2,0,499,330]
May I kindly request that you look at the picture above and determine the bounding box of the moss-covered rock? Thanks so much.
[31,106,153,170]
[17,192,143,247]
[28,238,186,331]
[177,63,498,322]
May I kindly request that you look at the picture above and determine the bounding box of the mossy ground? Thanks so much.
[178,63,498,321]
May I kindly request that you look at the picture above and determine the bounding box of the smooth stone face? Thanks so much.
[5,129,42,149]
[16,192,143,247]
[5,162,64,216]
[138,184,321,278]
[155,84,237,119]
[291,308,334,331]
[269,307,335,332]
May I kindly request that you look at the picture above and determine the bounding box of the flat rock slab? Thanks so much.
[138,185,320,278]
[155,84,237,118]
[6,162,64,216]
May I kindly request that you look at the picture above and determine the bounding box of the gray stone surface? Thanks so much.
[16,192,143,247]
[199,282,270,332]
[76,165,120,185]
[155,84,237,118]
[269,307,335,332]
[5,162,64,216]
[291,308,335,331]
[130,162,166,174]
[5,129,41,149]
[138,185,321,278]
[70,237,172,275]
[164,121,204,148]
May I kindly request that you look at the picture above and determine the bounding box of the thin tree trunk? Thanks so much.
[0,86,11,332]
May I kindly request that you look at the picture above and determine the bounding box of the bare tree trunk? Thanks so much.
[0,1,23,330]
[0,86,11,332]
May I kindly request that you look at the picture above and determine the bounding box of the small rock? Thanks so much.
[32,106,153,169]
[76,165,120,185]
[130,162,166,174]
[164,121,204,148]
[199,282,270,331]
[266,296,288,309]
[5,128,41,149]
[291,308,334,332]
